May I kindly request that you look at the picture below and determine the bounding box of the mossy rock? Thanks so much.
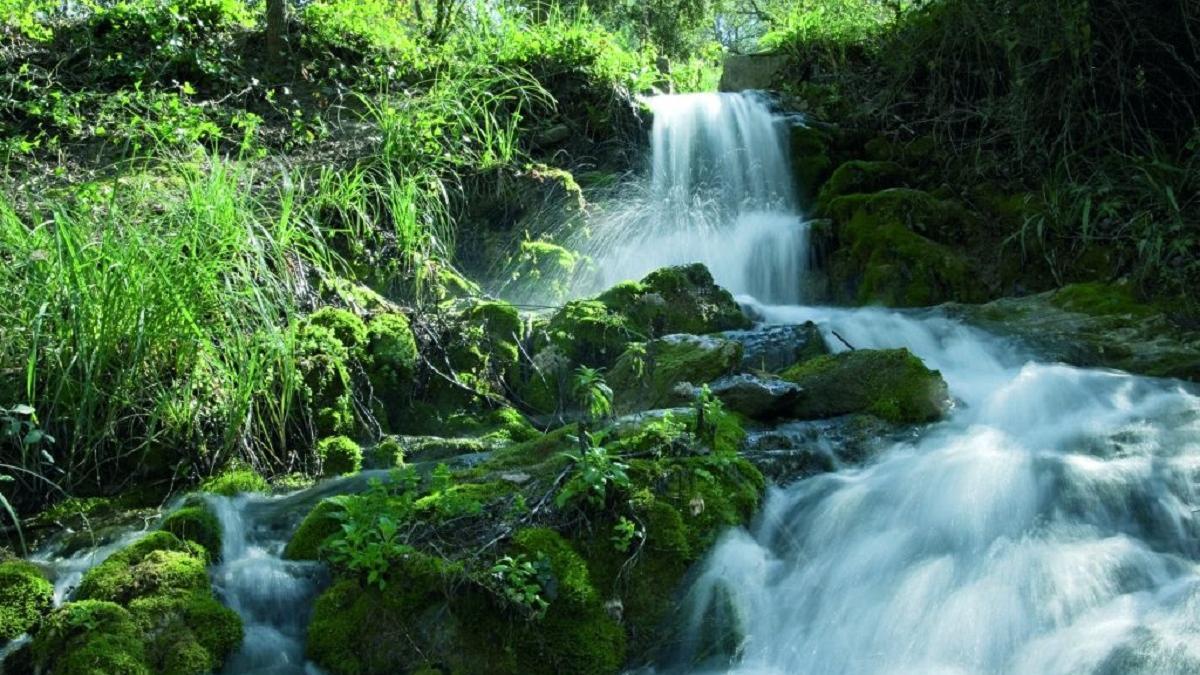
[781,348,950,424]
[200,465,268,496]
[790,123,834,201]
[815,160,906,212]
[515,343,573,415]
[127,591,243,675]
[0,559,53,642]
[504,240,590,304]
[306,307,369,360]
[577,453,764,659]
[296,321,357,437]
[317,436,363,476]
[463,300,523,381]
[74,532,210,604]
[30,601,150,675]
[366,312,419,415]
[950,283,1200,382]
[283,499,346,561]
[306,553,469,674]
[597,264,751,338]
[159,505,222,561]
[827,188,978,245]
[609,335,743,412]
[538,264,748,371]
[543,299,635,369]
[827,190,987,307]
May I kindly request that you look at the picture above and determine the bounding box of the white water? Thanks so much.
[207,492,330,674]
[623,94,1200,674]
[577,93,811,303]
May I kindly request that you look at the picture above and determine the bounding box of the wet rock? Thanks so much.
[721,322,830,373]
[816,160,907,211]
[719,53,790,92]
[948,282,1200,382]
[743,416,910,483]
[707,374,803,420]
[781,348,951,424]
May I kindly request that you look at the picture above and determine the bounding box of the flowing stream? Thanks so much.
[622,93,1200,674]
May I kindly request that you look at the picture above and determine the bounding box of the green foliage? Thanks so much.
[323,473,421,588]
[31,601,151,675]
[556,436,631,510]
[489,553,552,620]
[284,498,345,560]
[572,366,613,423]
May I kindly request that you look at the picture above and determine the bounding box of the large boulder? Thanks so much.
[823,189,988,307]
[36,531,242,674]
[781,348,951,424]
[609,335,743,413]
[950,282,1200,381]
[522,264,749,413]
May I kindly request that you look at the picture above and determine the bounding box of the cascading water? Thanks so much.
[579,93,811,303]
[624,95,1200,673]
[206,493,327,675]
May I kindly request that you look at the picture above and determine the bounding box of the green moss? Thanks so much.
[577,453,764,659]
[31,601,150,675]
[283,499,346,561]
[609,335,742,412]
[828,190,986,307]
[74,531,207,603]
[296,322,357,437]
[414,481,515,521]
[781,348,950,423]
[545,299,634,369]
[159,505,222,561]
[306,554,467,674]
[318,436,363,476]
[453,531,626,675]
[0,560,53,642]
[307,307,369,359]
[463,300,523,382]
[507,240,587,304]
[200,465,268,496]
[816,160,906,212]
[366,312,419,406]
[790,124,834,200]
[127,591,243,675]
[1050,282,1155,318]
[369,435,407,468]
[598,264,751,337]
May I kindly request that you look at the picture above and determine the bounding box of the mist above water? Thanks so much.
[575,92,811,304]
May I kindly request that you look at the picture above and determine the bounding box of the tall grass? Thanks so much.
[0,156,336,510]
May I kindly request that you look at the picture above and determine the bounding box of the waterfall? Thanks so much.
[207,493,328,674]
[636,99,1200,673]
[579,93,811,304]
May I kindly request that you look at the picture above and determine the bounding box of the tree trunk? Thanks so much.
[266,0,287,63]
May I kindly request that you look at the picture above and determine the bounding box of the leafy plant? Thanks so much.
[611,516,642,552]
[573,366,613,423]
[323,474,419,589]
[490,553,551,620]
[556,435,630,510]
